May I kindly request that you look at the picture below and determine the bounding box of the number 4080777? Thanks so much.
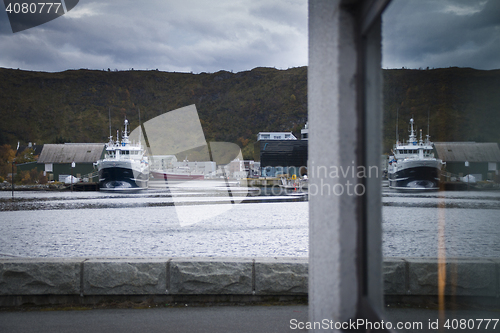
[5,2,63,14]
[444,319,498,330]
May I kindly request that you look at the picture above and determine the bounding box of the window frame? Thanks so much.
[308,0,391,330]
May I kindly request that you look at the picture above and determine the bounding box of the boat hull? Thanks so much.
[388,161,441,191]
[98,164,148,191]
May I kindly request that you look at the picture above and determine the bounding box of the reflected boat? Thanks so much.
[388,118,444,191]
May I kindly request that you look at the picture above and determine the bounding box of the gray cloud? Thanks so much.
[382,0,500,69]
[0,0,307,73]
[0,0,498,73]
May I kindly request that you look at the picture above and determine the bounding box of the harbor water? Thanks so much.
[0,184,499,258]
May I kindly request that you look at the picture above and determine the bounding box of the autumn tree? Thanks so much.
[0,144,16,181]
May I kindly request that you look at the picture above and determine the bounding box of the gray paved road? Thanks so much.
[0,305,308,333]
[1,305,499,332]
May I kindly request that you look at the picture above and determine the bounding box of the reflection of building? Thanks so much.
[37,144,105,181]
[254,128,308,178]
[434,142,500,181]
[149,155,177,171]
[227,159,260,179]
[150,155,217,178]
[177,160,216,175]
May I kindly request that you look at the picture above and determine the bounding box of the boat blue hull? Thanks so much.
[99,167,148,190]
[388,166,440,190]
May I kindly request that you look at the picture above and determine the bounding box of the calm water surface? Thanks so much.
[0,187,499,258]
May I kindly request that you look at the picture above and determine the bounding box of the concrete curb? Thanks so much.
[383,257,500,298]
[1,257,498,306]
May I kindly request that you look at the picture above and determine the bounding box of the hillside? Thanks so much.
[0,66,499,159]
[383,67,500,152]
[0,67,307,160]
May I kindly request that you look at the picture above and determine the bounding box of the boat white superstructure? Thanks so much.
[388,118,443,191]
[96,119,149,191]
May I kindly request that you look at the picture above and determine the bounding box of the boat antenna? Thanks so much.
[138,108,141,145]
[396,106,399,144]
[139,108,154,162]
[108,107,113,143]
[108,107,111,137]
[409,117,417,144]
[427,108,430,142]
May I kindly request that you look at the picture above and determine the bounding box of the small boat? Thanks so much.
[96,119,149,191]
[388,118,444,191]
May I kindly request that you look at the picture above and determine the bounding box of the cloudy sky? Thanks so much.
[0,0,499,73]
[383,0,500,70]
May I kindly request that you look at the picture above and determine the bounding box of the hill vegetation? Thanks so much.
[383,67,500,153]
[0,66,499,160]
[0,67,307,160]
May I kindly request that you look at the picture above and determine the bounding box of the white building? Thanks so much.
[256,132,297,141]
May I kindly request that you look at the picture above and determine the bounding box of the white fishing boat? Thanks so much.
[96,119,149,191]
[388,118,444,191]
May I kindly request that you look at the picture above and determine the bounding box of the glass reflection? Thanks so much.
[382,0,500,329]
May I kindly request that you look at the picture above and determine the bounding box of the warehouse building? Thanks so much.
[37,143,105,182]
[434,142,500,181]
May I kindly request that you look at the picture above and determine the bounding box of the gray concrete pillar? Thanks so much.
[308,0,388,329]
[308,0,360,324]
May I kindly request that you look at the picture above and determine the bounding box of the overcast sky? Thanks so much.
[0,0,499,73]
[383,0,500,70]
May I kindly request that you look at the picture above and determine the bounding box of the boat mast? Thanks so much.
[409,118,417,144]
[108,107,113,144]
[138,108,142,146]
[396,106,399,145]
[122,119,130,144]
[426,108,431,144]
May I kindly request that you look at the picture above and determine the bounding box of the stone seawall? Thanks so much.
[1,257,499,307]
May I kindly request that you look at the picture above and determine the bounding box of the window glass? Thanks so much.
[382,0,500,328]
